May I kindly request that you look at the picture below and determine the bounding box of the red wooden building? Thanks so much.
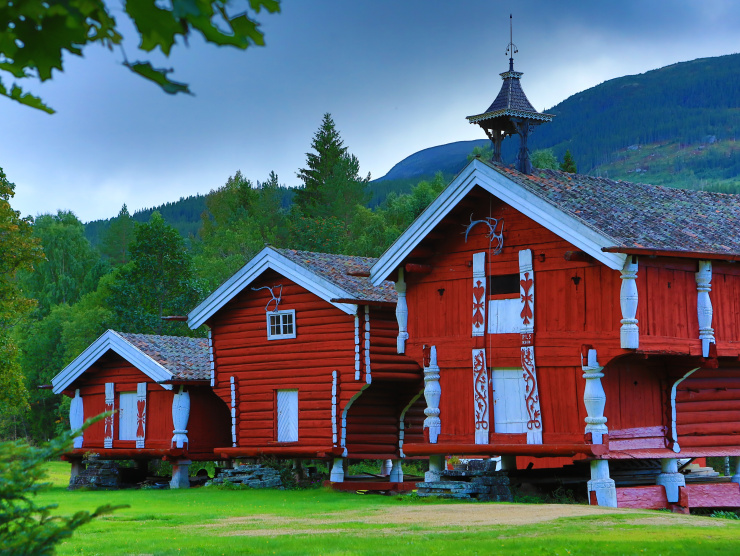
[186,247,425,482]
[368,154,740,509]
[51,330,231,487]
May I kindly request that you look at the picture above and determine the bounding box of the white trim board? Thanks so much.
[51,330,173,394]
[369,159,627,285]
[188,247,358,329]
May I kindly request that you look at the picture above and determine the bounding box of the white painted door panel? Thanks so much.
[488,298,522,334]
[277,389,298,442]
[118,392,138,440]
[491,369,528,434]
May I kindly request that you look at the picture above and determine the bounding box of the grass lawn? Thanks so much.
[36,461,740,555]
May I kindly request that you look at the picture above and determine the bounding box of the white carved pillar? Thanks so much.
[331,371,338,446]
[171,386,190,449]
[519,249,542,444]
[472,252,486,336]
[354,314,361,380]
[380,459,392,476]
[170,459,191,489]
[696,260,715,358]
[395,267,409,353]
[425,454,444,482]
[135,382,147,448]
[731,458,740,484]
[104,382,114,448]
[230,376,237,447]
[389,460,403,483]
[207,328,215,387]
[70,389,84,449]
[656,458,685,503]
[582,349,608,444]
[423,346,441,444]
[620,256,639,349]
[472,348,490,444]
[330,457,345,482]
[588,460,617,507]
[364,305,372,384]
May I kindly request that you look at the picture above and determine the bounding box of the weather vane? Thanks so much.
[506,14,518,71]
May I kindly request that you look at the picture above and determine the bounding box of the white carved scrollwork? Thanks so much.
[472,348,489,444]
[104,382,114,448]
[519,249,542,444]
[620,256,639,349]
[395,268,409,353]
[171,385,190,449]
[696,260,714,358]
[423,346,441,444]
[581,349,608,444]
[472,252,486,337]
[70,389,84,449]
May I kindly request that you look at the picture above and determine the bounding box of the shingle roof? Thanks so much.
[275,249,397,304]
[116,332,210,381]
[490,162,740,257]
[467,71,554,124]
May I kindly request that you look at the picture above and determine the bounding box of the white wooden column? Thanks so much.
[135,382,147,448]
[207,329,216,387]
[620,256,639,349]
[696,260,715,358]
[104,382,114,448]
[331,371,338,447]
[389,460,403,483]
[588,460,617,507]
[354,313,361,380]
[364,305,372,384]
[472,348,490,444]
[656,458,685,503]
[472,252,486,336]
[519,249,542,444]
[395,267,409,353]
[330,457,344,482]
[230,377,237,447]
[582,349,608,444]
[171,385,190,449]
[70,389,84,449]
[423,346,441,444]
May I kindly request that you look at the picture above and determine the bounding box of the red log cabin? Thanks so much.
[368,155,740,510]
[186,247,425,482]
[51,330,231,487]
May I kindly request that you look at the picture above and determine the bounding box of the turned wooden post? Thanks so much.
[171,386,190,449]
[423,346,441,444]
[620,256,639,349]
[582,349,608,444]
[696,260,714,358]
[395,268,409,353]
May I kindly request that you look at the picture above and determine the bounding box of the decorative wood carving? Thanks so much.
[696,260,715,358]
[472,252,486,337]
[656,458,685,503]
[395,268,409,353]
[519,249,542,444]
[669,367,700,453]
[464,216,504,255]
[423,345,441,444]
[472,348,490,444]
[251,283,283,312]
[620,255,639,349]
[171,385,190,449]
[581,348,607,444]
[70,389,84,449]
[208,329,215,387]
[364,305,372,384]
[104,382,114,448]
[230,376,237,447]
[354,314,361,380]
[135,382,147,448]
[331,371,338,446]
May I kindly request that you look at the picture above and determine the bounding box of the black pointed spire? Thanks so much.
[466,15,553,174]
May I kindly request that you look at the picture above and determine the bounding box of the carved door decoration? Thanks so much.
[104,382,114,448]
[519,249,542,444]
[472,348,489,444]
[136,382,147,448]
[472,252,486,337]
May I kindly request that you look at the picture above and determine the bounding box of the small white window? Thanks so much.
[118,392,138,440]
[267,309,296,340]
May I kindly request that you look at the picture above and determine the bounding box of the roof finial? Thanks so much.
[505,13,518,72]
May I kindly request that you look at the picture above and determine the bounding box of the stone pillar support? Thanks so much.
[380,458,392,477]
[69,459,85,487]
[588,460,617,507]
[170,459,191,489]
[330,457,345,483]
[425,455,444,482]
[656,458,685,503]
[389,460,403,483]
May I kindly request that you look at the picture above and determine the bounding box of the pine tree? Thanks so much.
[560,150,578,173]
[101,204,135,266]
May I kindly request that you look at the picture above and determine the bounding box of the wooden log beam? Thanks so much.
[400,442,602,457]
[218,446,343,458]
[405,263,433,274]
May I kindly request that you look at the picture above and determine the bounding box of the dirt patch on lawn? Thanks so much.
[195,503,722,536]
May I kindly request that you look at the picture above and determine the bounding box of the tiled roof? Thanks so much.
[491,162,740,257]
[276,249,397,304]
[116,332,210,381]
[467,71,553,123]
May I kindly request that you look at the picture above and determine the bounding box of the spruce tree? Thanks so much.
[101,204,135,266]
[560,150,577,173]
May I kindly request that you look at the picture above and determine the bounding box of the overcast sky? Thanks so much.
[3,0,740,223]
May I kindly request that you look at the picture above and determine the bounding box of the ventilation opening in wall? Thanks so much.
[489,274,520,295]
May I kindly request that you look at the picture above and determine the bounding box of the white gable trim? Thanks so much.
[51,330,173,394]
[188,247,358,329]
[370,159,626,285]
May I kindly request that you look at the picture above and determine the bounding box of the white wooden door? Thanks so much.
[118,392,138,440]
[491,369,528,434]
[488,298,522,334]
[277,389,298,442]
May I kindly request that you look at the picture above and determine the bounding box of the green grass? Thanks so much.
[36,462,740,555]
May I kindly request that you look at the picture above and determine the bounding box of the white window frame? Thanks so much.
[267,309,296,340]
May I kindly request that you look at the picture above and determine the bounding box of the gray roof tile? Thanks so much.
[117,332,210,381]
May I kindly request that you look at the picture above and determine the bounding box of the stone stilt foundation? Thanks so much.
[417,459,512,502]
[656,458,685,503]
[170,459,191,489]
[69,458,121,490]
[206,464,283,488]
